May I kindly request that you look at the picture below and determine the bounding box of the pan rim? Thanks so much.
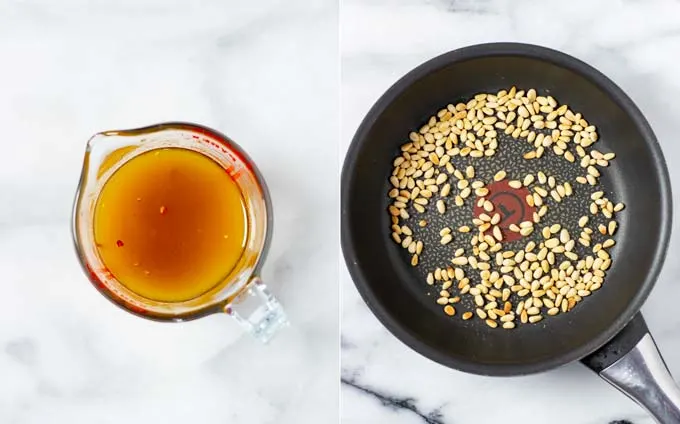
[340,42,673,376]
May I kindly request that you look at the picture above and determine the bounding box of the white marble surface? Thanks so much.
[341,1,680,423]
[0,1,338,423]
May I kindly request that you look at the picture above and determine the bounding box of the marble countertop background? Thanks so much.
[0,0,338,423]
[341,1,680,423]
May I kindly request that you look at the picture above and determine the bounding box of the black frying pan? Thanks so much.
[341,43,680,422]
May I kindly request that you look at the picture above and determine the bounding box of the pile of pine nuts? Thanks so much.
[388,87,624,329]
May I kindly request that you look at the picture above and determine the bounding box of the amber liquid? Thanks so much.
[94,148,248,302]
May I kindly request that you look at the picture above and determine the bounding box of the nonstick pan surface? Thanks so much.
[341,43,672,376]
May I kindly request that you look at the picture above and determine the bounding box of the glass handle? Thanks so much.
[225,277,288,343]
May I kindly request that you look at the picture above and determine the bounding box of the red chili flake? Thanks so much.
[116,240,124,247]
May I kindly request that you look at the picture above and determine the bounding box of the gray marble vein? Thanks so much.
[342,375,446,424]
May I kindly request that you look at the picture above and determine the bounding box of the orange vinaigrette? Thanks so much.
[93,147,248,302]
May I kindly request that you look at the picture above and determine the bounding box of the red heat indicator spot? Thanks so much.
[473,180,536,242]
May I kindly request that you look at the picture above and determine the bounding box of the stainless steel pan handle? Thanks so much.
[582,314,680,424]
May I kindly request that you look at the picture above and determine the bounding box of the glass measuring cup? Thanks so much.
[72,122,287,342]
